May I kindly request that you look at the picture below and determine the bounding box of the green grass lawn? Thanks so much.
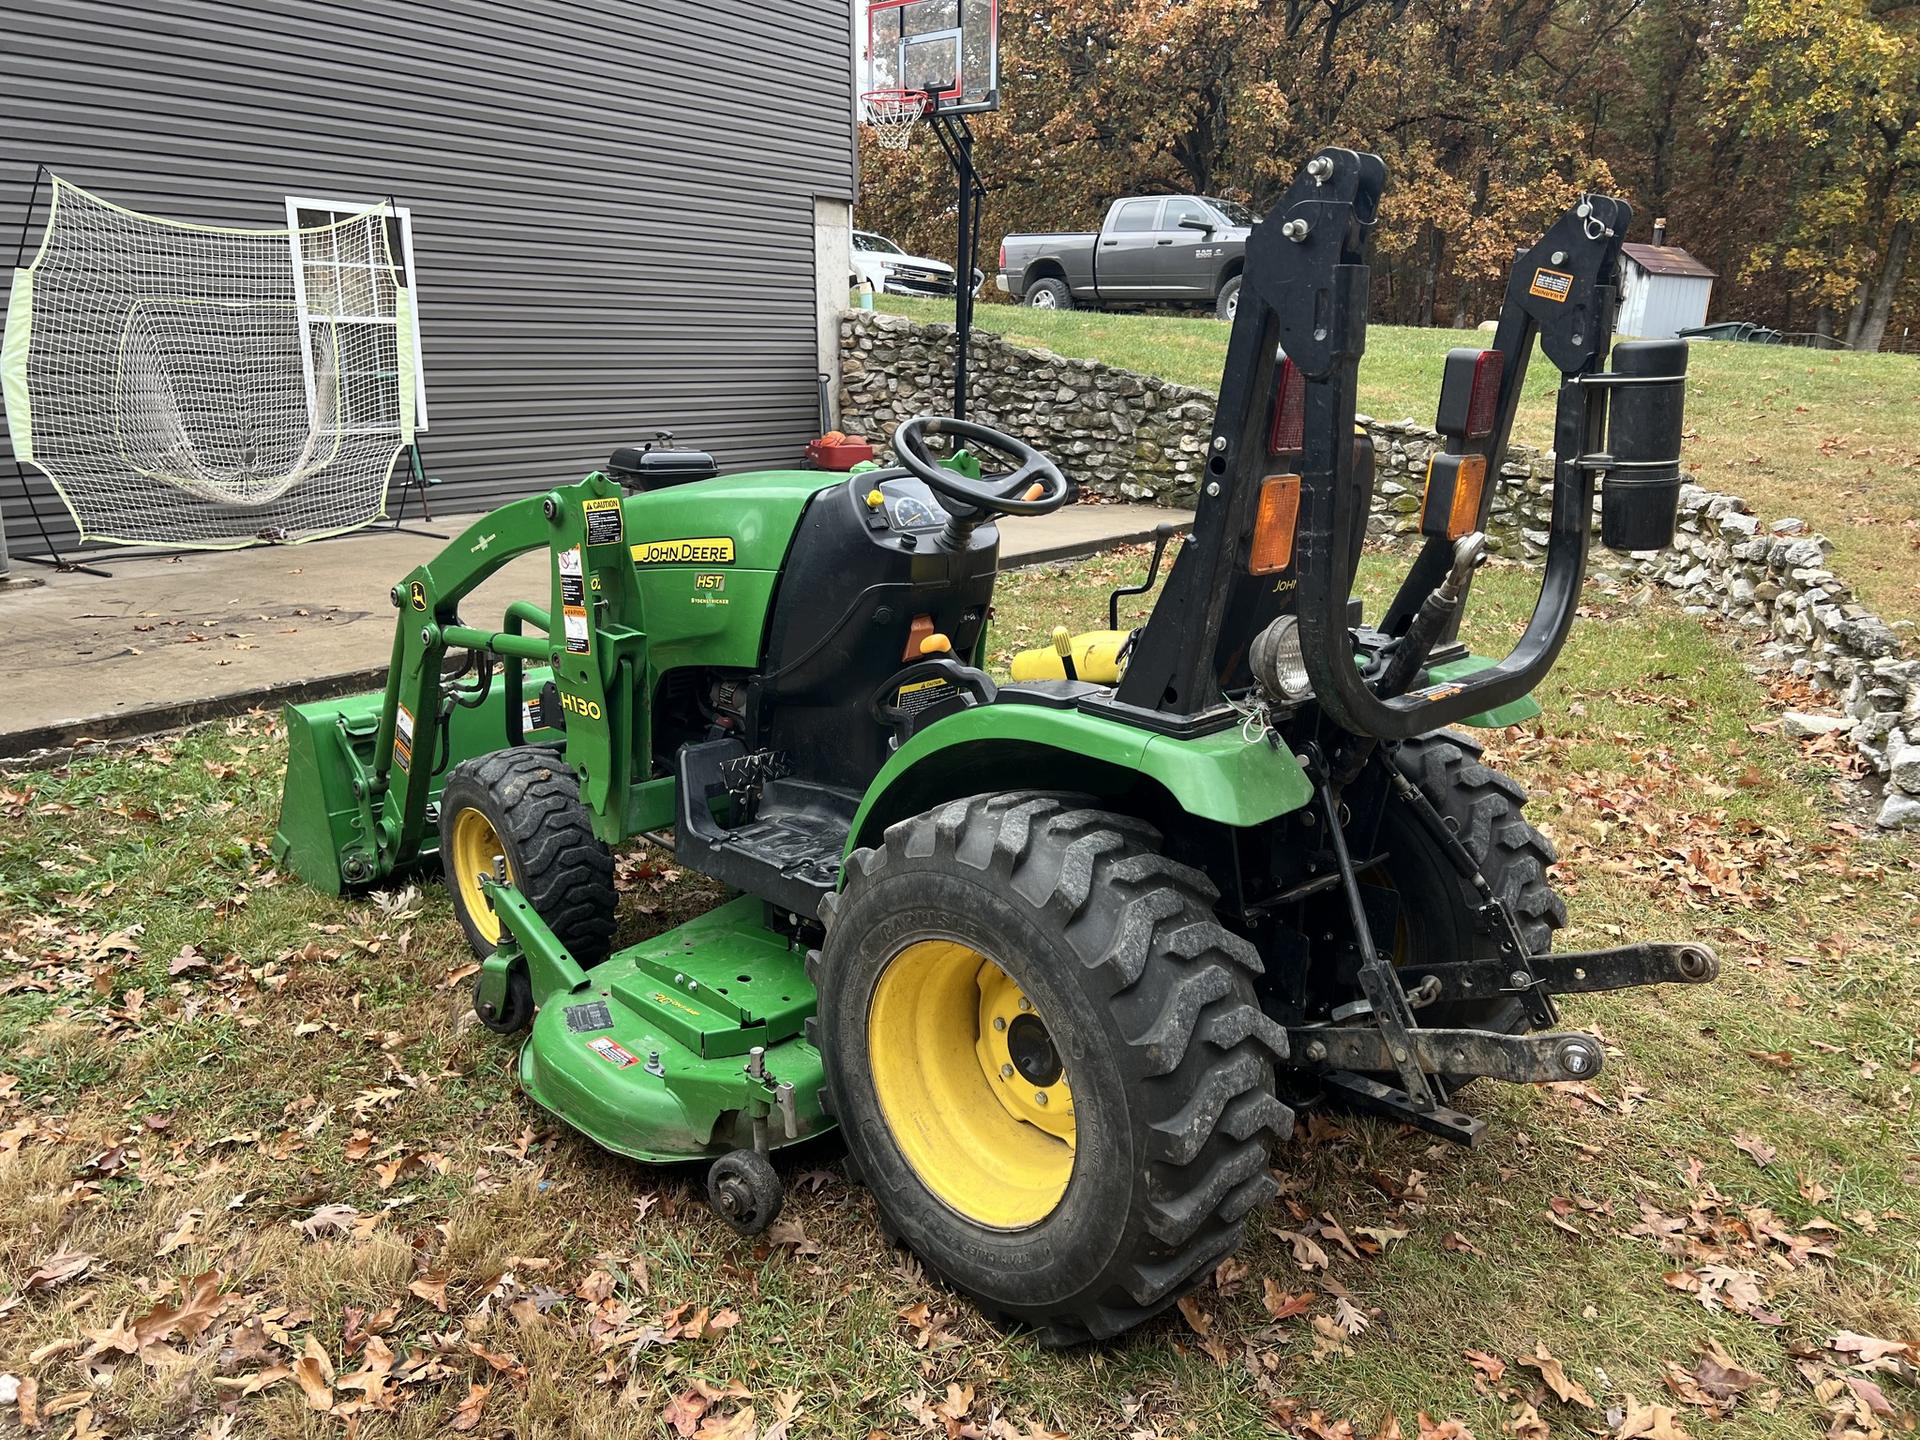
[884,297,1920,631]
[3,549,1915,1438]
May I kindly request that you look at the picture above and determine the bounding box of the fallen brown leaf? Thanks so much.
[1521,1341,1596,1409]
[1615,1397,1693,1439]
[449,1383,490,1432]
[292,1334,334,1411]
[24,1250,95,1292]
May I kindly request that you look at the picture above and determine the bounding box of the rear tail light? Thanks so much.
[998,242,1007,270]
[1436,347,1504,440]
[1249,475,1301,573]
[1269,358,1306,453]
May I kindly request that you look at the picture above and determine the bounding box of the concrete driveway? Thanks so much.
[0,501,1187,758]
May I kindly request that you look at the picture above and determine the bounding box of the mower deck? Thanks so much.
[489,892,829,1164]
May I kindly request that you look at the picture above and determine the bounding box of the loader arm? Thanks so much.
[366,475,650,876]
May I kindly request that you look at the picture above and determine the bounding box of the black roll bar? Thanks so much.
[1110,148,1679,743]
[1300,189,1633,739]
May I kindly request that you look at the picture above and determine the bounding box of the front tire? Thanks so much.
[438,748,618,965]
[1025,277,1072,310]
[1377,731,1566,1033]
[817,793,1291,1344]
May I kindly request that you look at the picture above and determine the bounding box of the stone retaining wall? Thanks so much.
[838,310,1918,826]
[839,312,1556,555]
[1623,490,1919,827]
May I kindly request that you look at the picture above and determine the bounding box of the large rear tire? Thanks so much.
[816,793,1291,1344]
[1377,731,1566,1034]
[438,748,618,966]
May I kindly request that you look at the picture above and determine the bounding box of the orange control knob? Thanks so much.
[919,633,953,655]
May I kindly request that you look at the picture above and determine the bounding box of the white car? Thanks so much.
[851,230,981,298]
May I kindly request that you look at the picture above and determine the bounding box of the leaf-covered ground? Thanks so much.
[2,552,1917,1439]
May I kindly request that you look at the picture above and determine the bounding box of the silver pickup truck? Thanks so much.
[996,195,1258,320]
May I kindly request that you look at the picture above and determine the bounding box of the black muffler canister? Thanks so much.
[1600,338,1688,552]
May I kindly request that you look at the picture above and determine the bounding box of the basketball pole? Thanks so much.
[923,94,986,421]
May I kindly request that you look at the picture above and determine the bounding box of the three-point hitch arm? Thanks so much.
[1112,148,1690,740]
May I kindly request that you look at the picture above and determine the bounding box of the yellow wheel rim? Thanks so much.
[448,806,511,945]
[867,939,1075,1229]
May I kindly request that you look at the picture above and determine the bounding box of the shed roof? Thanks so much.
[1621,243,1717,280]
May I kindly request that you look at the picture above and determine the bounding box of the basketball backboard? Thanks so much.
[865,0,1000,115]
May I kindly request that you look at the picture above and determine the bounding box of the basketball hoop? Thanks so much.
[861,88,929,153]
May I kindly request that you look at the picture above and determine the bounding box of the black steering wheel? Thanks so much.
[893,415,1071,517]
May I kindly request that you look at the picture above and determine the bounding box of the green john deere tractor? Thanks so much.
[274,148,1717,1343]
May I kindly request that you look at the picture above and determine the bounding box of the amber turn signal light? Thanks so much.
[1420,453,1487,540]
[1250,475,1301,574]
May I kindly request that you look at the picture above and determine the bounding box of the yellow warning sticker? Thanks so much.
[394,702,415,772]
[582,496,624,546]
[632,536,735,565]
[563,604,590,655]
[1529,267,1574,303]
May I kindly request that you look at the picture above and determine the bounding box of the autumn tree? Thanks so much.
[855,0,1918,343]
[1711,0,1917,348]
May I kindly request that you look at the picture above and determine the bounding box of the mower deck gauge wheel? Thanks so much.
[707,1149,785,1236]
[473,965,534,1035]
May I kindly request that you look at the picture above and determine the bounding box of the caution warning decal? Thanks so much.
[583,496,624,547]
[1529,267,1574,303]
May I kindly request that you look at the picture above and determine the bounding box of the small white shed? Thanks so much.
[1617,224,1715,339]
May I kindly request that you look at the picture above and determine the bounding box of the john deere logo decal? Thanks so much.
[632,537,735,565]
[408,580,427,610]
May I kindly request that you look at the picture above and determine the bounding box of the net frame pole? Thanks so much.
[924,98,987,420]
[7,163,114,578]
[378,190,447,542]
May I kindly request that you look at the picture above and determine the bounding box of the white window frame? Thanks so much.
[285,194,431,432]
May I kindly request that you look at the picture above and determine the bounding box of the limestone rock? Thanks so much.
[1876,790,1920,829]
[1781,711,1851,738]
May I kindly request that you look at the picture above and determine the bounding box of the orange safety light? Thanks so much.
[1250,475,1301,574]
[1420,453,1488,539]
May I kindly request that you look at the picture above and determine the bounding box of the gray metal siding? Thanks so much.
[1619,262,1712,339]
[0,0,856,557]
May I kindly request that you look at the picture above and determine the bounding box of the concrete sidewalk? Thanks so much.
[0,501,1188,757]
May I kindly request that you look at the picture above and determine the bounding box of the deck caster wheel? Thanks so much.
[707,1149,784,1236]
[474,965,533,1035]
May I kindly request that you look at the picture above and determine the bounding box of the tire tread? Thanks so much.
[822,791,1292,1343]
[439,748,618,965]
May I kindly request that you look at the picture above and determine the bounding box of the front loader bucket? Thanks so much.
[272,685,396,896]
[272,671,563,894]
